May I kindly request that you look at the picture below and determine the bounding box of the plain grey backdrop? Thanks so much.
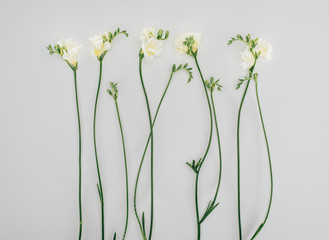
[0,0,328,239]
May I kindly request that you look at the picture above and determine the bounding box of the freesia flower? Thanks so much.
[140,27,156,42]
[89,34,111,58]
[228,33,274,240]
[174,32,201,56]
[57,38,82,67]
[140,27,163,62]
[254,39,273,60]
[46,36,84,240]
[47,38,82,69]
[240,47,255,70]
[89,27,128,240]
[240,39,273,70]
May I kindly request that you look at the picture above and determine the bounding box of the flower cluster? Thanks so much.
[89,28,128,61]
[205,77,222,92]
[228,34,272,70]
[140,27,169,62]
[175,32,201,56]
[107,82,118,100]
[47,38,82,70]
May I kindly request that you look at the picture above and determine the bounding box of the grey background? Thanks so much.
[0,0,328,239]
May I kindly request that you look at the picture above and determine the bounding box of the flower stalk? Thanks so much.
[138,53,155,240]
[175,32,222,240]
[73,69,83,240]
[93,60,105,240]
[228,33,273,240]
[193,55,214,240]
[134,62,192,240]
[90,28,128,240]
[47,38,83,240]
[107,83,129,240]
[134,27,169,240]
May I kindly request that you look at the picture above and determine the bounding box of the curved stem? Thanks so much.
[249,81,273,240]
[73,70,83,240]
[137,57,154,240]
[194,56,213,240]
[114,100,129,240]
[237,78,251,240]
[93,60,105,240]
[134,72,174,240]
[210,92,222,203]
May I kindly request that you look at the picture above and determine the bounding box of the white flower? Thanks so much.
[240,47,255,70]
[142,38,163,62]
[57,38,82,67]
[174,32,201,55]
[254,39,272,60]
[140,27,163,62]
[89,34,111,58]
[140,27,156,42]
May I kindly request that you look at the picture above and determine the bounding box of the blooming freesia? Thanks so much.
[47,38,82,69]
[174,32,201,56]
[89,33,111,59]
[255,39,273,60]
[140,27,164,62]
[240,47,255,70]
[240,39,272,70]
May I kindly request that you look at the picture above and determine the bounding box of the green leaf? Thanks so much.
[46,44,55,55]
[97,184,102,201]
[172,62,193,83]
[251,223,264,240]
[142,212,146,236]
[186,158,202,173]
[200,200,220,224]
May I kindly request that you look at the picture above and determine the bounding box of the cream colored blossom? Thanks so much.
[142,37,163,62]
[89,34,111,58]
[140,27,163,62]
[57,38,82,67]
[240,40,273,70]
[174,32,201,55]
[254,39,272,60]
[140,27,156,42]
[240,47,255,70]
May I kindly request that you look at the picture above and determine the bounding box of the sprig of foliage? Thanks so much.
[47,44,55,55]
[186,158,202,174]
[205,77,222,92]
[46,44,63,56]
[156,29,170,40]
[236,76,250,90]
[141,212,146,237]
[183,36,197,57]
[236,72,259,89]
[200,200,219,224]
[171,63,193,83]
[107,82,118,100]
[227,33,259,50]
[104,28,129,43]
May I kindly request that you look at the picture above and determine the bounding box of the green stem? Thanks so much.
[114,100,129,240]
[237,60,257,240]
[194,56,213,240]
[73,70,83,240]
[210,92,222,204]
[134,71,174,240]
[93,60,105,240]
[137,56,154,240]
[237,79,250,240]
[249,81,273,240]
